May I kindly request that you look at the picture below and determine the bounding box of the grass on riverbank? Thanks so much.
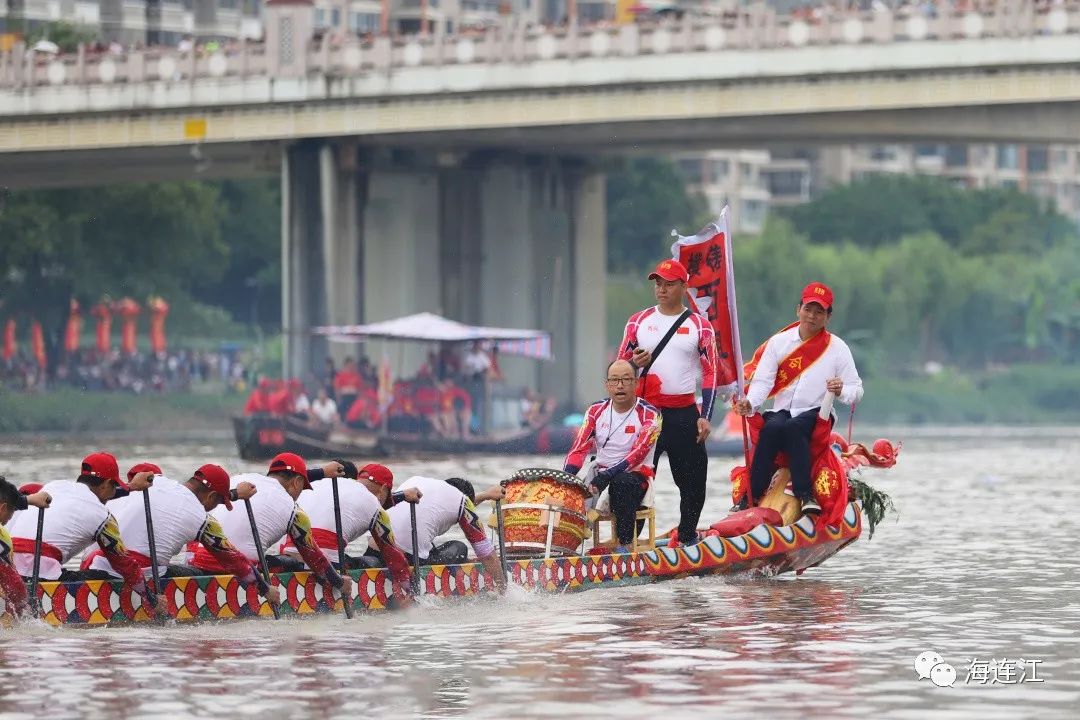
[0,388,244,434]
[856,364,1080,425]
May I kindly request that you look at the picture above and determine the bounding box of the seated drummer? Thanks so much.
[563,360,662,552]
[365,476,506,591]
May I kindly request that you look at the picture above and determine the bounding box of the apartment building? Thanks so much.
[675,149,772,234]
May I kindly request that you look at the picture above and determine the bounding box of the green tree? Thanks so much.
[0,181,226,347]
[606,157,710,272]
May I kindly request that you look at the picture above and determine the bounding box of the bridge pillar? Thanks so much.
[282,148,605,408]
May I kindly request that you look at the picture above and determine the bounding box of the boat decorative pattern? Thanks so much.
[10,503,861,626]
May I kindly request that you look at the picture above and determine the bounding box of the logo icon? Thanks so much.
[914,651,956,688]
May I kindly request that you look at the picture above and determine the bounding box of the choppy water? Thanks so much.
[1,429,1079,719]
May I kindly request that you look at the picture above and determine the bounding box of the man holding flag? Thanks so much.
[618,258,719,548]
[734,282,863,515]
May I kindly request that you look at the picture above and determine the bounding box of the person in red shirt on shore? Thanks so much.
[345,386,381,430]
[244,378,273,415]
[334,358,363,421]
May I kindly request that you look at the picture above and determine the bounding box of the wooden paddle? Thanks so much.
[28,502,45,618]
[494,498,509,587]
[244,497,280,620]
[409,503,421,597]
[330,477,354,619]
[141,483,166,623]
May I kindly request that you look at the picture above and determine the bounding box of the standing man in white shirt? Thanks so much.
[735,282,864,514]
[618,259,719,548]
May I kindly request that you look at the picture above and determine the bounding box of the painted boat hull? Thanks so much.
[1,504,862,627]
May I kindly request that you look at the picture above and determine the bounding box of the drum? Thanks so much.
[500,468,591,557]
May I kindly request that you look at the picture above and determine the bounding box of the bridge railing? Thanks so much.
[1,1,1078,91]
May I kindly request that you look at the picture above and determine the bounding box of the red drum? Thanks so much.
[500,468,590,557]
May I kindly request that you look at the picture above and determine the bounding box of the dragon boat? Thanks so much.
[2,426,897,628]
[2,502,862,627]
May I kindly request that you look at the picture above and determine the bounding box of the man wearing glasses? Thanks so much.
[563,360,662,552]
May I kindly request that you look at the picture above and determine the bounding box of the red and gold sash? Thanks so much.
[744,322,831,398]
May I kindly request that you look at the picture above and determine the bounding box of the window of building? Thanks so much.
[1027,146,1049,174]
[677,159,703,185]
[767,170,807,198]
[997,144,1019,170]
[738,162,752,178]
[868,145,896,162]
[710,160,729,184]
[741,199,766,228]
[944,145,968,167]
[314,7,327,27]
[914,143,940,157]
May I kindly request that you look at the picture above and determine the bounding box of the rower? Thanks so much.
[278,461,420,604]
[186,452,352,603]
[6,452,167,617]
[81,463,280,607]
[0,477,51,617]
[371,476,506,591]
[563,360,662,552]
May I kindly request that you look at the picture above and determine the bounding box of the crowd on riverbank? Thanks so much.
[0,348,257,395]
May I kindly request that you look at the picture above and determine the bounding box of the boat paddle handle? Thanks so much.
[409,503,421,597]
[330,477,354,619]
[244,498,280,620]
[142,486,166,622]
[29,504,45,618]
[495,499,509,587]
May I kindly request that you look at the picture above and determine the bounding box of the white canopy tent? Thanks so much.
[312,312,552,360]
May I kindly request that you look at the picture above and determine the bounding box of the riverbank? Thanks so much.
[1,364,1077,436]
[857,364,1080,425]
[0,388,244,435]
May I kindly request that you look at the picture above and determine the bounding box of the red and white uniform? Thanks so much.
[387,477,493,560]
[7,480,154,606]
[563,398,662,503]
[84,477,264,591]
[618,307,719,419]
[277,479,412,593]
[186,473,343,590]
[745,326,864,417]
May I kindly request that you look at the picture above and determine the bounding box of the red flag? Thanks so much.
[670,206,744,397]
[64,298,82,354]
[114,297,141,355]
[148,296,169,354]
[91,302,112,355]
[30,320,46,368]
[2,319,15,361]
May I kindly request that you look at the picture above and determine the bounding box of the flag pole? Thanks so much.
[719,207,751,471]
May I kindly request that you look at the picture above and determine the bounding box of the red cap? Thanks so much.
[648,259,689,283]
[193,464,233,510]
[82,452,124,489]
[359,463,394,489]
[18,483,44,496]
[127,462,162,483]
[268,452,311,489]
[800,282,834,310]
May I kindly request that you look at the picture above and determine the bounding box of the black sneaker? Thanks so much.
[730,497,748,512]
[800,498,821,516]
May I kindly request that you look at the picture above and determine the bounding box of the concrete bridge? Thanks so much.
[2,1,1078,402]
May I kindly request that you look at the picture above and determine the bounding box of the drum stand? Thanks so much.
[488,501,589,559]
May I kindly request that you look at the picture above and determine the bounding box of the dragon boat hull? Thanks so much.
[1,504,862,627]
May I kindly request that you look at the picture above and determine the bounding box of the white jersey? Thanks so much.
[90,476,208,577]
[628,308,706,396]
[279,478,383,563]
[202,473,296,561]
[745,326,864,417]
[8,480,110,579]
[387,477,467,560]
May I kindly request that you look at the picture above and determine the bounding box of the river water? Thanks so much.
[1,428,1078,719]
